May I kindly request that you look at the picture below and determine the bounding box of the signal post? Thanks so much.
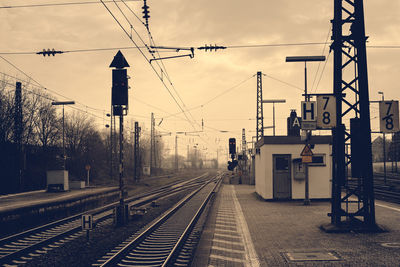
[109,50,130,226]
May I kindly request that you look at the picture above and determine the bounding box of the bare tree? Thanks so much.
[34,99,61,149]
[0,76,15,143]
[22,88,42,145]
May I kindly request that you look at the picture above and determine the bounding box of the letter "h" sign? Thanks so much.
[301,101,316,122]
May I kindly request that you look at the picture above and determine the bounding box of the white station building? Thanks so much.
[254,110,332,200]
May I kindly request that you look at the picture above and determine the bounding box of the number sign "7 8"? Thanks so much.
[379,101,399,133]
[317,95,336,129]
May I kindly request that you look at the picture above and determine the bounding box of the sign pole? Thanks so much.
[304,61,310,205]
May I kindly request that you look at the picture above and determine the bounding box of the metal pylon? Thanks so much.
[330,0,376,228]
[256,72,264,142]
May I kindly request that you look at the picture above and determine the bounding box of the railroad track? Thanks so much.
[347,173,400,204]
[94,174,222,267]
[0,172,212,266]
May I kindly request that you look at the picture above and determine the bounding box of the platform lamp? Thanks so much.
[286,55,325,206]
[262,99,286,136]
[51,101,75,170]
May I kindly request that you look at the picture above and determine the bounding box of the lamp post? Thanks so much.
[286,56,326,101]
[378,91,386,184]
[51,101,75,170]
[262,99,286,136]
[286,55,325,205]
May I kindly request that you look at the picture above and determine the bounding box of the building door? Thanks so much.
[273,154,291,199]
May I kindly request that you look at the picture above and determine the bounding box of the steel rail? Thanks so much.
[163,176,222,266]
[0,173,211,265]
[97,174,222,267]
[0,172,209,245]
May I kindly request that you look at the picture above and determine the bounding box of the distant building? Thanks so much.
[255,136,332,200]
[371,136,390,162]
[254,110,332,200]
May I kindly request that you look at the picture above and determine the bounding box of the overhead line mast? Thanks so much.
[256,72,264,142]
[324,0,380,232]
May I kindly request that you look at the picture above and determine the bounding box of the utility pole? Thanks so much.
[256,71,264,142]
[134,121,140,182]
[150,112,155,175]
[175,135,178,171]
[52,101,75,170]
[378,91,386,184]
[110,50,130,226]
[106,112,113,181]
[14,82,23,192]
[241,128,247,184]
[216,148,219,169]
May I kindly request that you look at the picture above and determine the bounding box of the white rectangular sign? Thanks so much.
[82,215,93,230]
[301,121,317,130]
[379,100,399,133]
[301,101,316,122]
[317,95,336,128]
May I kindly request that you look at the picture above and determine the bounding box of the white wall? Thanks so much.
[255,143,331,200]
[255,149,272,199]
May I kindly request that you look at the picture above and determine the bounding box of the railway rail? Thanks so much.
[0,172,213,266]
[94,173,222,267]
[347,172,400,204]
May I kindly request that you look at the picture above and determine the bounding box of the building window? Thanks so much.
[309,154,326,166]
[276,157,289,170]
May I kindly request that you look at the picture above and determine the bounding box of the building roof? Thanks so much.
[256,135,332,148]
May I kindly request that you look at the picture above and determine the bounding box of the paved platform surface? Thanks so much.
[193,183,400,266]
[0,187,117,213]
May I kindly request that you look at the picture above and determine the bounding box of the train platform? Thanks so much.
[193,182,400,266]
[0,186,118,213]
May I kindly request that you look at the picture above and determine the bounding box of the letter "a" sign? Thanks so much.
[292,117,301,127]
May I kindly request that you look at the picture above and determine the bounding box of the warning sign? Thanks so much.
[300,144,313,157]
[302,156,313,163]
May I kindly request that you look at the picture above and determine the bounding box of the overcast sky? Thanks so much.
[1,0,400,161]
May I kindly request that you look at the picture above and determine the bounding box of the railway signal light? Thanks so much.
[112,69,128,106]
[229,138,236,155]
[227,160,238,171]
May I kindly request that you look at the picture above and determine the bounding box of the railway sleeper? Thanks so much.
[117,263,160,267]
[120,258,164,265]
[126,253,166,258]
[133,247,171,253]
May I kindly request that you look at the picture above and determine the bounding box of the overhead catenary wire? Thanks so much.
[1,80,106,121]
[0,0,140,9]
[0,69,108,115]
[314,50,331,92]
[2,43,400,56]
[116,0,202,136]
[311,25,332,93]
[161,74,255,120]
[262,73,303,91]
[99,0,200,135]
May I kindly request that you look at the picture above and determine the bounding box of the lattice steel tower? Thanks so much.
[256,72,264,142]
[330,0,377,229]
